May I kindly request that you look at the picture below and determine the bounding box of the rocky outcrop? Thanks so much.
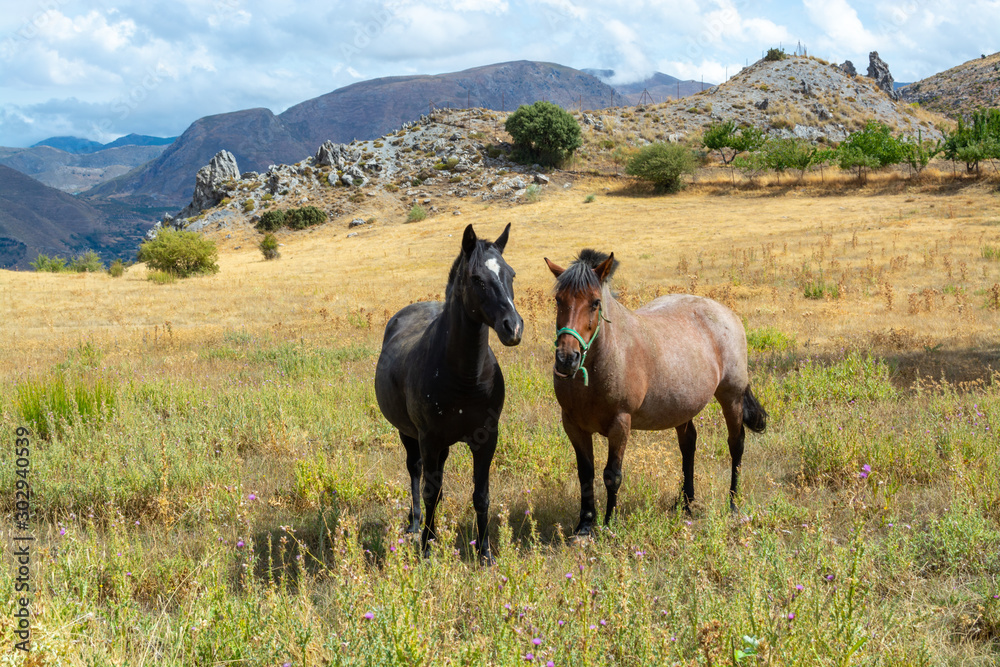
[840,61,857,77]
[866,52,899,100]
[175,150,239,220]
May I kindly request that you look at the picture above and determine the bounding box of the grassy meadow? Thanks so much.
[2,174,1000,665]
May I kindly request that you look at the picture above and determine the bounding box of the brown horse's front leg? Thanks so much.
[563,416,596,536]
[676,420,697,512]
[603,413,631,526]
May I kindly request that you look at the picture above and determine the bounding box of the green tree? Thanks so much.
[504,101,582,167]
[763,138,818,183]
[137,230,219,278]
[702,121,765,165]
[836,121,903,183]
[625,142,697,193]
[259,233,280,260]
[943,108,1000,174]
[901,130,942,176]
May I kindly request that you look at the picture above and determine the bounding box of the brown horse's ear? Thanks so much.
[544,257,565,278]
[462,224,477,256]
[594,253,616,284]
[494,223,510,254]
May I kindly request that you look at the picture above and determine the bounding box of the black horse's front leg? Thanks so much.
[470,432,497,565]
[401,433,422,533]
[419,443,449,557]
[563,417,597,536]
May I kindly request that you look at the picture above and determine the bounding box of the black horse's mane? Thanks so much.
[445,240,495,300]
[556,249,620,293]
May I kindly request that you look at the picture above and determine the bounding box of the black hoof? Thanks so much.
[405,523,420,534]
[573,523,594,538]
[478,550,496,566]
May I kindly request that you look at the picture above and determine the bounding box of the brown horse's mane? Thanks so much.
[556,249,620,294]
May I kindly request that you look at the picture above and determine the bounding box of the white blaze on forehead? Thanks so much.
[485,257,501,278]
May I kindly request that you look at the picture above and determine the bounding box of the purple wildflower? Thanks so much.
[788,612,795,621]
[524,653,534,661]
[533,638,542,646]
[237,540,245,548]
[364,612,374,620]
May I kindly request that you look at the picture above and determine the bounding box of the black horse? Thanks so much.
[375,223,523,562]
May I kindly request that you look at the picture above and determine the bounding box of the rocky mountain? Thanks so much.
[0,143,170,193]
[584,69,712,104]
[899,51,1000,119]
[589,53,949,145]
[87,61,621,207]
[0,165,152,269]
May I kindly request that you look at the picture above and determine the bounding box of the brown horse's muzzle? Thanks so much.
[553,337,582,378]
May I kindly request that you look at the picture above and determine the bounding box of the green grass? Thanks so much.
[2,335,1000,664]
[408,205,428,223]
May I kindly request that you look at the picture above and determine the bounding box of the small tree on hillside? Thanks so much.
[943,108,1000,174]
[702,121,765,165]
[504,101,582,167]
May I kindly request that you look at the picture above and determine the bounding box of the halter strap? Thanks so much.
[554,308,610,387]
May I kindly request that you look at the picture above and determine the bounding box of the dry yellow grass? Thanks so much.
[4,177,1000,378]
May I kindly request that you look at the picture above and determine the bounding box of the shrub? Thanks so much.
[260,233,280,260]
[764,47,786,62]
[108,259,126,278]
[137,230,219,278]
[243,199,256,212]
[504,101,582,167]
[256,210,286,232]
[30,254,69,272]
[523,184,541,203]
[625,142,697,193]
[584,194,596,203]
[284,206,326,230]
[147,270,177,284]
[68,250,104,273]
[407,205,427,223]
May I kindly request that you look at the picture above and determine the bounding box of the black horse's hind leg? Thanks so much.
[470,433,497,564]
[420,443,450,556]
[564,416,597,536]
[401,434,422,533]
[603,413,631,527]
[676,420,697,512]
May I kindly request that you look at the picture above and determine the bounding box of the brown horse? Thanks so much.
[544,249,767,535]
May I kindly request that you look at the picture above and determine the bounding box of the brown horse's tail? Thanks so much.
[742,385,768,433]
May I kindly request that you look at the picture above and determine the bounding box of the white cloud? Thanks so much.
[803,0,877,54]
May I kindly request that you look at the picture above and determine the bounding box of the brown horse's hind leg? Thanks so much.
[720,395,746,512]
[563,416,597,536]
[676,420,697,511]
[603,413,631,527]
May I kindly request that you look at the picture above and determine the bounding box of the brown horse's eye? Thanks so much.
[592,299,601,311]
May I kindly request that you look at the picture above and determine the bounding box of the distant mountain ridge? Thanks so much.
[583,69,712,104]
[31,133,176,154]
[0,143,171,193]
[87,60,623,207]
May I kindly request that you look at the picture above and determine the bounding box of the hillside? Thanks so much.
[579,55,949,145]
[584,69,712,104]
[0,143,170,193]
[899,51,1000,118]
[87,61,621,207]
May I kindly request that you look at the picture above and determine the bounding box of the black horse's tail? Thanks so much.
[742,385,768,433]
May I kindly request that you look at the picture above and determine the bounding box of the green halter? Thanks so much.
[554,308,611,387]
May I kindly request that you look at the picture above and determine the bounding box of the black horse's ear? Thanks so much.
[494,223,511,254]
[544,257,565,278]
[462,224,477,256]
[594,252,616,284]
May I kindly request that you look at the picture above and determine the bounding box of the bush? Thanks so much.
[259,233,280,260]
[764,47,786,62]
[137,230,219,278]
[625,143,698,192]
[243,199,256,212]
[147,270,177,284]
[284,206,326,230]
[524,184,541,203]
[108,259,126,277]
[256,210,286,232]
[504,101,582,167]
[407,205,427,223]
[68,250,104,273]
[30,254,70,272]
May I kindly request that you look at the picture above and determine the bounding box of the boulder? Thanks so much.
[534,173,550,185]
[840,60,857,77]
[341,165,367,187]
[175,150,239,219]
[755,98,769,110]
[866,51,900,100]
[349,218,367,228]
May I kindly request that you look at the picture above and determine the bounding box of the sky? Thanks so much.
[0,0,996,147]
